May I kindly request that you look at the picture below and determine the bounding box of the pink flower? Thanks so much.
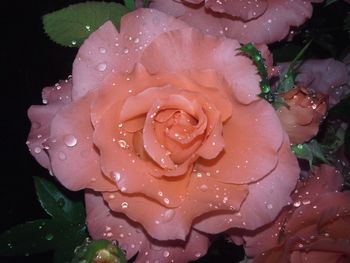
[150,0,323,44]
[276,86,328,144]
[27,9,299,262]
[276,59,349,107]
[238,165,350,262]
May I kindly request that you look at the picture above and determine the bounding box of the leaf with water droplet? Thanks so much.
[43,2,129,47]
[0,219,59,256]
[34,177,85,223]
[238,43,273,103]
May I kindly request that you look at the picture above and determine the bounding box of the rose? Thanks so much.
[276,86,328,144]
[27,8,299,262]
[238,165,350,262]
[276,59,349,107]
[149,0,323,44]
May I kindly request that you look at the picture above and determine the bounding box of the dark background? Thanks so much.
[1,1,349,262]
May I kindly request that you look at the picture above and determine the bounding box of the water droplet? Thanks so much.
[32,121,41,129]
[71,40,77,46]
[293,201,301,207]
[85,25,91,31]
[99,47,106,54]
[195,252,201,258]
[121,202,128,209]
[97,63,107,72]
[123,48,129,54]
[266,203,273,209]
[58,151,66,160]
[112,171,121,182]
[34,147,42,154]
[163,209,175,222]
[45,233,54,241]
[163,198,170,204]
[118,140,128,148]
[163,251,170,258]
[63,134,77,147]
[57,198,65,208]
[199,184,208,192]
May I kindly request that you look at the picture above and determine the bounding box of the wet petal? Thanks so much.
[46,91,115,191]
[194,135,298,233]
[103,175,247,240]
[141,28,262,104]
[196,99,284,184]
[72,9,189,99]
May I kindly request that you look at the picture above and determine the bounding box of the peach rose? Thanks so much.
[276,86,328,144]
[239,165,350,263]
[27,9,299,262]
[150,0,323,44]
[276,59,349,107]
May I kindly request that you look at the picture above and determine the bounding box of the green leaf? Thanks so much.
[344,127,350,159]
[34,177,85,223]
[324,0,338,7]
[143,0,151,7]
[292,140,330,168]
[276,40,312,94]
[124,0,136,10]
[238,43,274,102]
[43,2,129,47]
[0,219,87,259]
[53,225,88,263]
[344,14,350,34]
[0,219,59,256]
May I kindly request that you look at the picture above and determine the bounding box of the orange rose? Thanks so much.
[27,9,299,262]
[276,87,328,144]
[240,165,350,263]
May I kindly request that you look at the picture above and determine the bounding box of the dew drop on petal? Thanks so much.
[121,202,128,209]
[163,251,170,258]
[195,252,202,258]
[32,121,41,129]
[163,209,175,222]
[34,147,42,154]
[58,151,66,160]
[293,201,301,207]
[199,184,208,192]
[112,171,121,182]
[63,134,77,147]
[99,47,107,54]
[266,203,273,209]
[97,63,107,72]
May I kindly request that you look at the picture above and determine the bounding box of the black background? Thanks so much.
[1,1,349,263]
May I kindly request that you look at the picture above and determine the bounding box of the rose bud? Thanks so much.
[277,86,328,144]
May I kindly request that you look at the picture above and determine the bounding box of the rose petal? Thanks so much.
[27,79,73,169]
[85,191,144,259]
[198,0,268,20]
[141,28,262,104]
[103,175,247,240]
[194,135,298,233]
[72,9,189,99]
[151,0,321,44]
[46,91,115,191]
[196,99,284,185]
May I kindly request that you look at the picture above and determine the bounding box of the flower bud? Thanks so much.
[71,239,126,263]
[277,86,328,144]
